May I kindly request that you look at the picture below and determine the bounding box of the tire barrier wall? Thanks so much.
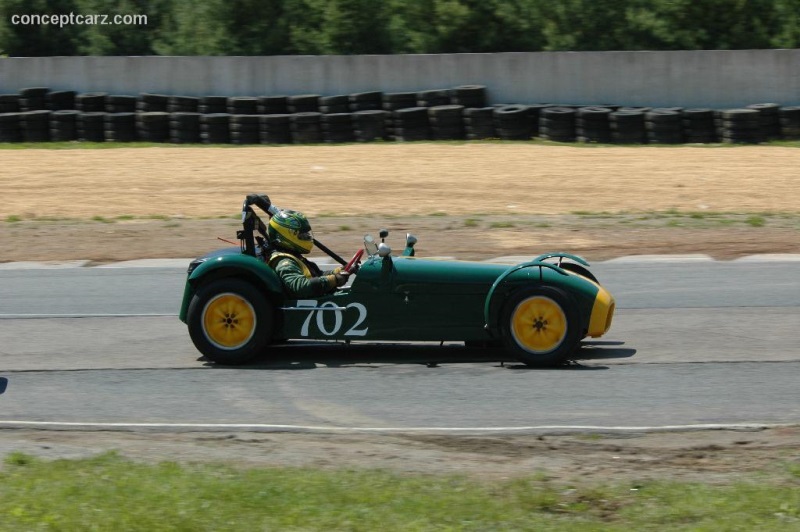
[2,51,799,109]
[1,86,800,145]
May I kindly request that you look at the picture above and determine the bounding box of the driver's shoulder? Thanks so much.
[269,252,313,276]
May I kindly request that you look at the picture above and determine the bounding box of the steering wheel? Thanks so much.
[343,249,364,273]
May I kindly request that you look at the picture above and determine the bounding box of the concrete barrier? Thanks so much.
[1,50,799,108]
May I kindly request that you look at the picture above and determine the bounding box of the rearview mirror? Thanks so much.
[364,234,378,256]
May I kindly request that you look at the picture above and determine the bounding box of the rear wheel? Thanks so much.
[501,286,581,367]
[187,278,273,365]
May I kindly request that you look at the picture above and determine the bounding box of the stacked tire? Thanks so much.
[495,105,535,140]
[610,108,647,144]
[105,95,137,113]
[349,91,382,112]
[0,94,20,114]
[168,96,199,113]
[290,112,323,143]
[137,93,168,113]
[319,95,349,114]
[526,104,551,137]
[18,87,49,112]
[645,109,683,144]
[287,95,320,114]
[170,112,201,144]
[353,110,388,142]
[0,112,22,142]
[779,106,800,140]
[259,96,288,115]
[230,115,260,144]
[78,112,106,142]
[417,89,451,108]
[76,92,107,113]
[20,110,50,142]
[538,106,575,142]
[383,92,417,139]
[105,112,137,142]
[199,96,227,114]
[428,105,465,140]
[227,97,259,116]
[201,113,230,144]
[450,85,486,108]
[383,92,417,111]
[463,107,495,139]
[321,113,354,143]
[136,112,170,142]
[259,114,292,144]
[392,107,430,141]
[681,108,717,143]
[717,109,761,144]
[747,103,781,140]
[47,90,76,111]
[50,110,79,141]
[576,106,612,143]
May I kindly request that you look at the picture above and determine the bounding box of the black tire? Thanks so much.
[501,286,582,367]
[187,278,273,365]
[287,94,320,113]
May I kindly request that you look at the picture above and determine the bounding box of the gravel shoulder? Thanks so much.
[2,427,799,483]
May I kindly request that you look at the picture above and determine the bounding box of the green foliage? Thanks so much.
[539,0,636,51]
[76,0,169,55]
[627,0,782,50]
[1,452,800,530]
[1,0,800,56]
[321,0,392,54]
[388,0,545,53]
[0,0,84,56]
[3,451,35,466]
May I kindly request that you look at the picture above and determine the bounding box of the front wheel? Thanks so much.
[501,286,581,367]
[187,278,273,365]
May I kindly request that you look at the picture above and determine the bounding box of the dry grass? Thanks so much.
[2,144,799,219]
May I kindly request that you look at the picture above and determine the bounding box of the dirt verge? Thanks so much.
[2,427,799,483]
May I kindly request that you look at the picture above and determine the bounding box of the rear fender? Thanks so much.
[178,254,284,322]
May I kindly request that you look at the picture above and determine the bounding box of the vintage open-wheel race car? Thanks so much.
[179,194,616,367]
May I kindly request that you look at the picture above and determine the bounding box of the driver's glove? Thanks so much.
[328,269,350,287]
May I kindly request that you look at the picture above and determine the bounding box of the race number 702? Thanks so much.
[295,300,368,337]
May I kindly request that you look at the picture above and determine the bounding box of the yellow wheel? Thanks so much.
[187,279,273,365]
[502,287,580,366]
[202,293,256,350]
[510,295,567,354]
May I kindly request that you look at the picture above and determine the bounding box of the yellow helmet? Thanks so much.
[268,210,314,254]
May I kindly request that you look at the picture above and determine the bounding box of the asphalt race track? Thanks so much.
[1,256,799,434]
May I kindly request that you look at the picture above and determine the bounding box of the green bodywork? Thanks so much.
[179,247,604,343]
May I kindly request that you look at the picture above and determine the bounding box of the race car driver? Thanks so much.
[266,209,350,297]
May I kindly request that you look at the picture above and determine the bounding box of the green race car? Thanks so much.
[179,195,615,367]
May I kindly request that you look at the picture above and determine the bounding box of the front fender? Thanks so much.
[178,253,284,322]
[531,252,590,266]
[482,261,570,332]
